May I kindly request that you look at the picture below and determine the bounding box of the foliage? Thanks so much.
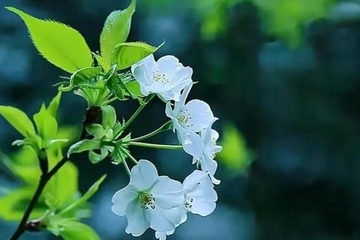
[218,123,252,175]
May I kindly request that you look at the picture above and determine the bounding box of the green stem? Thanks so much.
[130,121,172,142]
[103,96,118,105]
[121,149,138,164]
[129,141,183,150]
[121,95,155,131]
[122,160,131,176]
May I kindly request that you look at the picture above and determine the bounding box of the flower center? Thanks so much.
[139,191,155,210]
[177,109,193,128]
[184,198,194,211]
[153,71,169,84]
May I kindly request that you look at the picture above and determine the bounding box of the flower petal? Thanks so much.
[131,54,156,86]
[147,206,186,232]
[125,201,149,237]
[130,160,159,190]
[183,170,208,191]
[157,55,180,78]
[179,129,204,159]
[200,156,221,185]
[183,100,214,132]
[111,185,138,216]
[190,199,216,216]
[146,208,176,232]
[151,176,184,209]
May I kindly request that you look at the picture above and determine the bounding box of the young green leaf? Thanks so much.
[100,0,136,61]
[111,41,163,70]
[2,147,40,185]
[101,105,117,128]
[59,67,102,92]
[88,148,108,164]
[94,54,111,72]
[86,124,106,138]
[67,139,101,157]
[0,105,36,137]
[47,91,62,117]
[106,74,127,100]
[6,7,93,73]
[43,161,78,210]
[33,104,58,143]
[59,175,106,215]
[0,187,47,221]
[125,80,143,97]
[60,221,100,240]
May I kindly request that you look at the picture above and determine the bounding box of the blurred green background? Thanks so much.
[1,0,360,239]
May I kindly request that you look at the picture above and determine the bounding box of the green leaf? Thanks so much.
[86,124,106,138]
[100,0,136,61]
[218,123,253,175]
[3,147,40,185]
[0,105,36,137]
[47,91,62,117]
[6,7,93,73]
[101,105,116,128]
[67,139,101,157]
[59,67,102,92]
[106,74,127,100]
[111,41,163,70]
[89,148,108,164]
[125,80,142,97]
[94,54,111,71]
[43,146,78,210]
[0,187,47,221]
[33,104,58,143]
[60,175,106,215]
[60,221,100,240]
[43,160,78,210]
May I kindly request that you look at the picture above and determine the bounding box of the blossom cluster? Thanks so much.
[111,54,222,239]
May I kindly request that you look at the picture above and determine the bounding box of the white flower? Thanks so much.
[111,160,185,237]
[131,54,193,102]
[165,84,215,159]
[154,170,217,239]
[193,121,222,184]
[183,170,218,216]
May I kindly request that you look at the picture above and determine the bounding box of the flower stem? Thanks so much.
[129,141,183,150]
[121,94,155,131]
[130,121,172,142]
[122,160,131,176]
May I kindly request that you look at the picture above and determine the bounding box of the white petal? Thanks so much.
[146,208,176,232]
[211,129,220,142]
[183,170,209,192]
[151,176,184,209]
[130,160,159,190]
[177,83,193,109]
[183,100,214,132]
[201,156,221,185]
[155,231,168,240]
[190,199,216,216]
[171,66,193,83]
[157,55,180,78]
[181,130,204,159]
[125,201,149,237]
[131,54,156,86]
[111,185,138,216]
[187,182,217,202]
